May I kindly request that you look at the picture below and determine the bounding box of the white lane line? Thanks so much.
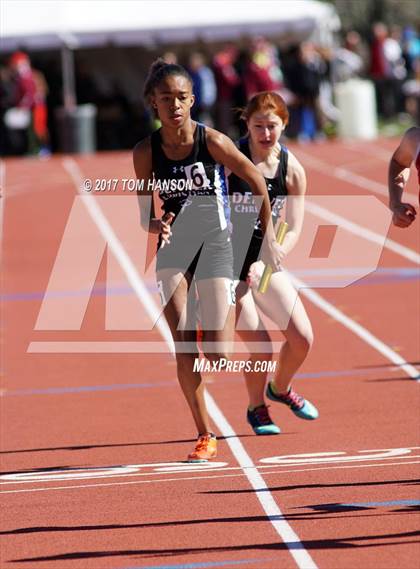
[2,451,419,485]
[305,199,420,265]
[289,273,420,382]
[2,459,419,495]
[296,148,418,202]
[341,141,392,162]
[61,158,174,349]
[62,157,317,569]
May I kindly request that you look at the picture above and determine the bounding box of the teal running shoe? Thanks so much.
[247,404,281,435]
[266,382,319,420]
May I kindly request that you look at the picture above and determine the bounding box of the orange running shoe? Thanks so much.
[187,433,217,463]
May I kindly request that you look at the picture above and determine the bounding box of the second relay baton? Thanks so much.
[258,221,288,294]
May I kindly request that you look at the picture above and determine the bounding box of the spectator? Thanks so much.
[188,52,217,125]
[282,43,325,140]
[232,38,283,135]
[386,26,407,82]
[6,51,37,155]
[343,30,370,77]
[250,36,283,91]
[213,43,241,136]
[402,57,420,123]
[0,66,15,155]
[32,68,51,156]
[401,26,420,77]
[235,45,276,101]
[370,22,407,118]
[333,31,366,82]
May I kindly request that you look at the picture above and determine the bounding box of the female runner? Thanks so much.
[133,61,283,460]
[229,91,318,435]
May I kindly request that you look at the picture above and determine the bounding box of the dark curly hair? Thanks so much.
[143,58,193,104]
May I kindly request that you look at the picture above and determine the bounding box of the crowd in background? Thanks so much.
[1,21,419,156]
[0,51,50,156]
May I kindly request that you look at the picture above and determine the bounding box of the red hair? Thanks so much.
[241,91,289,126]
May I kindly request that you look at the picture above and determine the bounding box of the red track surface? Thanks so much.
[1,137,419,569]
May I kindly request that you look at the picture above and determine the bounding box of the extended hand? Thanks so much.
[261,239,286,271]
[151,212,175,245]
[391,203,417,228]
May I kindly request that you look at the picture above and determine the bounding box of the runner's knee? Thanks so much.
[176,353,197,375]
[290,330,313,357]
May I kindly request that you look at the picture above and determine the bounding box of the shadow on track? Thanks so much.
[9,530,420,562]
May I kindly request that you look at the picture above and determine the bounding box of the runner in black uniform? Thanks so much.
[151,122,232,279]
[228,91,318,436]
[133,61,283,462]
[229,136,288,282]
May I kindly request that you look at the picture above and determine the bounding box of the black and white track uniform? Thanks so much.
[151,122,233,280]
[228,137,288,281]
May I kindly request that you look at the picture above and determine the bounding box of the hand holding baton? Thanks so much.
[258,221,288,294]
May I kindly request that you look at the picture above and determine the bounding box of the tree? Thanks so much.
[323,0,419,37]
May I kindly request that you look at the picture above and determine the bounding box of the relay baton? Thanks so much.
[258,221,288,294]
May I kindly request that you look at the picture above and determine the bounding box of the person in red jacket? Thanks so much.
[7,51,36,154]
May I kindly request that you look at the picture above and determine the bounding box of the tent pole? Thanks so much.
[59,33,78,111]
[61,45,76,110]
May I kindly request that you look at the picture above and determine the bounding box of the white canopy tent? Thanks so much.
[1,0,341,151]
[1,0,340,51]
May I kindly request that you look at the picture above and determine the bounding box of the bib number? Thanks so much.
[184,162,211,190]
